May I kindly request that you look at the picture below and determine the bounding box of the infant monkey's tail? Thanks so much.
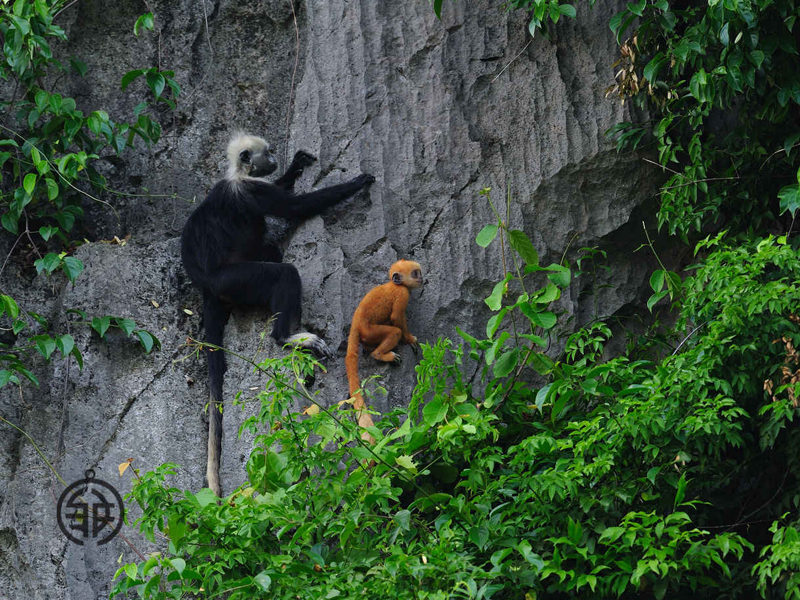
[345,325,375,443]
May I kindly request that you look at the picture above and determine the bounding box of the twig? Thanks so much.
[53,0,79,21]
[671,321,708,356]
[0,234,24,282]
[491,40,532,84]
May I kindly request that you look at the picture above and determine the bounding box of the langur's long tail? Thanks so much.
[345,324,362,409]
[345,324,375,443]
[203,293,228,496]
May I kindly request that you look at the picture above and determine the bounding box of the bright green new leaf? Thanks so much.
[650,269,665,293]
[476,224,498,247]
[1,295,19,319]
[674,473,688,508]
[23,173,36,196]
[423,398,447,425]
[485,274,511,311]
[253,572,272,591]
[395,455,417,471]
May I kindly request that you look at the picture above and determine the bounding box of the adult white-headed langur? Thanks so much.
[181,133,375,495]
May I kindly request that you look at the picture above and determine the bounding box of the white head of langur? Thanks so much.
[226,133,278,181]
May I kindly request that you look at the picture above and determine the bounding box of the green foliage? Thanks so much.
[0,5,169,394]
[0,1,177,242]
[601,0,800,239]
[111,196,800,599]
[102,1,800,598]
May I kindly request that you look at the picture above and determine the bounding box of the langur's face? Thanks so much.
[240,145,278,177]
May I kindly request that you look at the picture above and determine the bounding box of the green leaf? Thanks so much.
[136,330,158,353]
[508,229,539,265]
[784,132,800,158]
[34,0,49,19]
[3,212,19,235]
[486,307,507,338]
[649,269,665,292]
[674,473,688,507]
[62,256,84,283]
[134,12,155,36]
[627,0,646,17]
[45,178,59,201]
[143,575,160,597]
[527,310,557,330]
[7,14,31,35]
[1,295,19,319]
[720,22,730,46]
[170,558,186,576]
[559,4,577,18]
[517,540,545,572]
[529,17,539,38]
[35,335,56,360]
[70,58,88,77]
[254,571,272,591]
[469,526,490,549]
[167,514,186,545]
[34,90,48,112]
[485,275,511,311]
[535,382,553,409]
[433,0,443,19]
[493,348,519,377]
[567,516,583,544]
[23,173,36,196]
[71,346,84,370]
[121,69,144,90]
[476,224,498,247]
[0,370,20,389]
[92,316,111,338]
[394,509,411,530]
[643,53,667,82]
[647,289,669,312]
[116,318,136,336]
[546,265,571,288]
[35,253,61,275]
[395,455,417,470]
[145,71,166,98]
[423,397,448,425]
[27,109,40,129]
[779,184,800,216]
[56,334,75,357]
[647,466,660,485]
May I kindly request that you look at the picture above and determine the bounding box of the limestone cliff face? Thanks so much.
[0,1,658,597]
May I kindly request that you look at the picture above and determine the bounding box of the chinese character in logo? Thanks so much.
[57,469,124,546]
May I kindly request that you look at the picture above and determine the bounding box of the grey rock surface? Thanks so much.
[0,0,662,598]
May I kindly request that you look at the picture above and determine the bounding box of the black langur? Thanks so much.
[181,133,375,495]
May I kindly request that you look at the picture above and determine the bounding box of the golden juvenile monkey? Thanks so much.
[346,260,424,442]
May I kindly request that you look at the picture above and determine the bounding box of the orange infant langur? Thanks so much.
[346,260,424,443]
